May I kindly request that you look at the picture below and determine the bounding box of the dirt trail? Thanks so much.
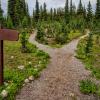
[16,32,98,100]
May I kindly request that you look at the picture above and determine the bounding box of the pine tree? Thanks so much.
[35,0,40,22]
[54,8,57,20]
[26,3,31,26]
[22,16,28,28]
[40,5,43,21]
[14,0,21,26]
[87,1,93,23]
[0,0,3,27]
[85,33,93,55]
[65,0,69,24]
[6,16,13,29]
[50,8,53,21]
[77,0,84,16]
[70,0,73,17]
[95,0,100,19]
[20,0,27,20]
[43,2,47,21]
[83,5,86,19]
[8,0,16,26]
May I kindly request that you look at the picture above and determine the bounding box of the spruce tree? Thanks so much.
[85,33,93,55]
[54,8,57,20]
[83,6,86,19]
[35,0,39,22]
[77,0,84,16]
[65,0,69,24]
[70,0,73,17]
[43,2,47,21]
[95,0,100,19]
[6,16,13,29]
[87,1,93,23]
[26,3,31,26]
[50,8,53,21]
[8,0,16,26]
[40,5,43,21]
[14,0,21,26]
[0,0,3,27]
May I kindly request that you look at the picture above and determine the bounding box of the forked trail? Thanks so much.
[16,31,97,100]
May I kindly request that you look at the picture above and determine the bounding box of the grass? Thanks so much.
[76,34,100,96]
[80,79,97,94]
[76,34,100,79]
[0,40,49,100]
[42,30,81,48]
[68,30,81,40]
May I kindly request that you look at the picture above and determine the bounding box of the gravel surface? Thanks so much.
[16,32,99,100]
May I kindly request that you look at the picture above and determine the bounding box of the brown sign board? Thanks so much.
[0,29,19,41]
[0,28,19,85]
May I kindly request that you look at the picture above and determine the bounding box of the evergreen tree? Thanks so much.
[32,8,35,26]
[65,0,69,24]
[6,16,13,29]
[85,33,93,55]
[0,0,3,27]
[14,0,21,26]
[50,8,53,21]
[22,16,28,28]
[83,5,86,19]
[95,0,100,19]
[70,0,73,17]
[77,0,84,16]
[8,0,16,26]
[54,8,57,20]
[20,0,27,20]
[35,0,40,22]
[26,3,31,26]
[87,1,93,23]
[40,5,43,21]
[43,2,47,21]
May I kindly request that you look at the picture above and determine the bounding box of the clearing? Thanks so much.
[16,32,98,100]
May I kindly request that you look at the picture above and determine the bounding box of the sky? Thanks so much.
[1,0,96,16]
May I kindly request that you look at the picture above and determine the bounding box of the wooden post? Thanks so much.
[0,40,4,85]
[0,28,19,86]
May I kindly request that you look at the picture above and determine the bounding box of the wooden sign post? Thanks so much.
[0,29,19,86]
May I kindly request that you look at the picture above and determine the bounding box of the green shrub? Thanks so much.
[80,79,97,94]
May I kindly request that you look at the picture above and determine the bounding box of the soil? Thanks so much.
[16,31,99,100]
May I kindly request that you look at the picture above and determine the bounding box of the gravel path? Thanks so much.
[16,32,98,100]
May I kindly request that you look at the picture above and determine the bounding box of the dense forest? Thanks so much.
[0,0,100,99]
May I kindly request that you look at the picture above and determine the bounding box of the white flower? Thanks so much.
[4,82,8,86]
[24,79,29,83]
[34,65,38,68]
[28,62,32,64]
[29,76,34,81]
[11,56,14,59]
[34,68,38,71]
[1,90,8,98]
[18,65,24,70]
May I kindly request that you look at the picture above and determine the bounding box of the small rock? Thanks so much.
[24,79,29,83]
[1,90,8,98]
[11,56,14,59]
[29,76,34,81]
[69,92,75,97]
[23,84,25,87]
[18,65,24,70]
[4,82,8,86]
